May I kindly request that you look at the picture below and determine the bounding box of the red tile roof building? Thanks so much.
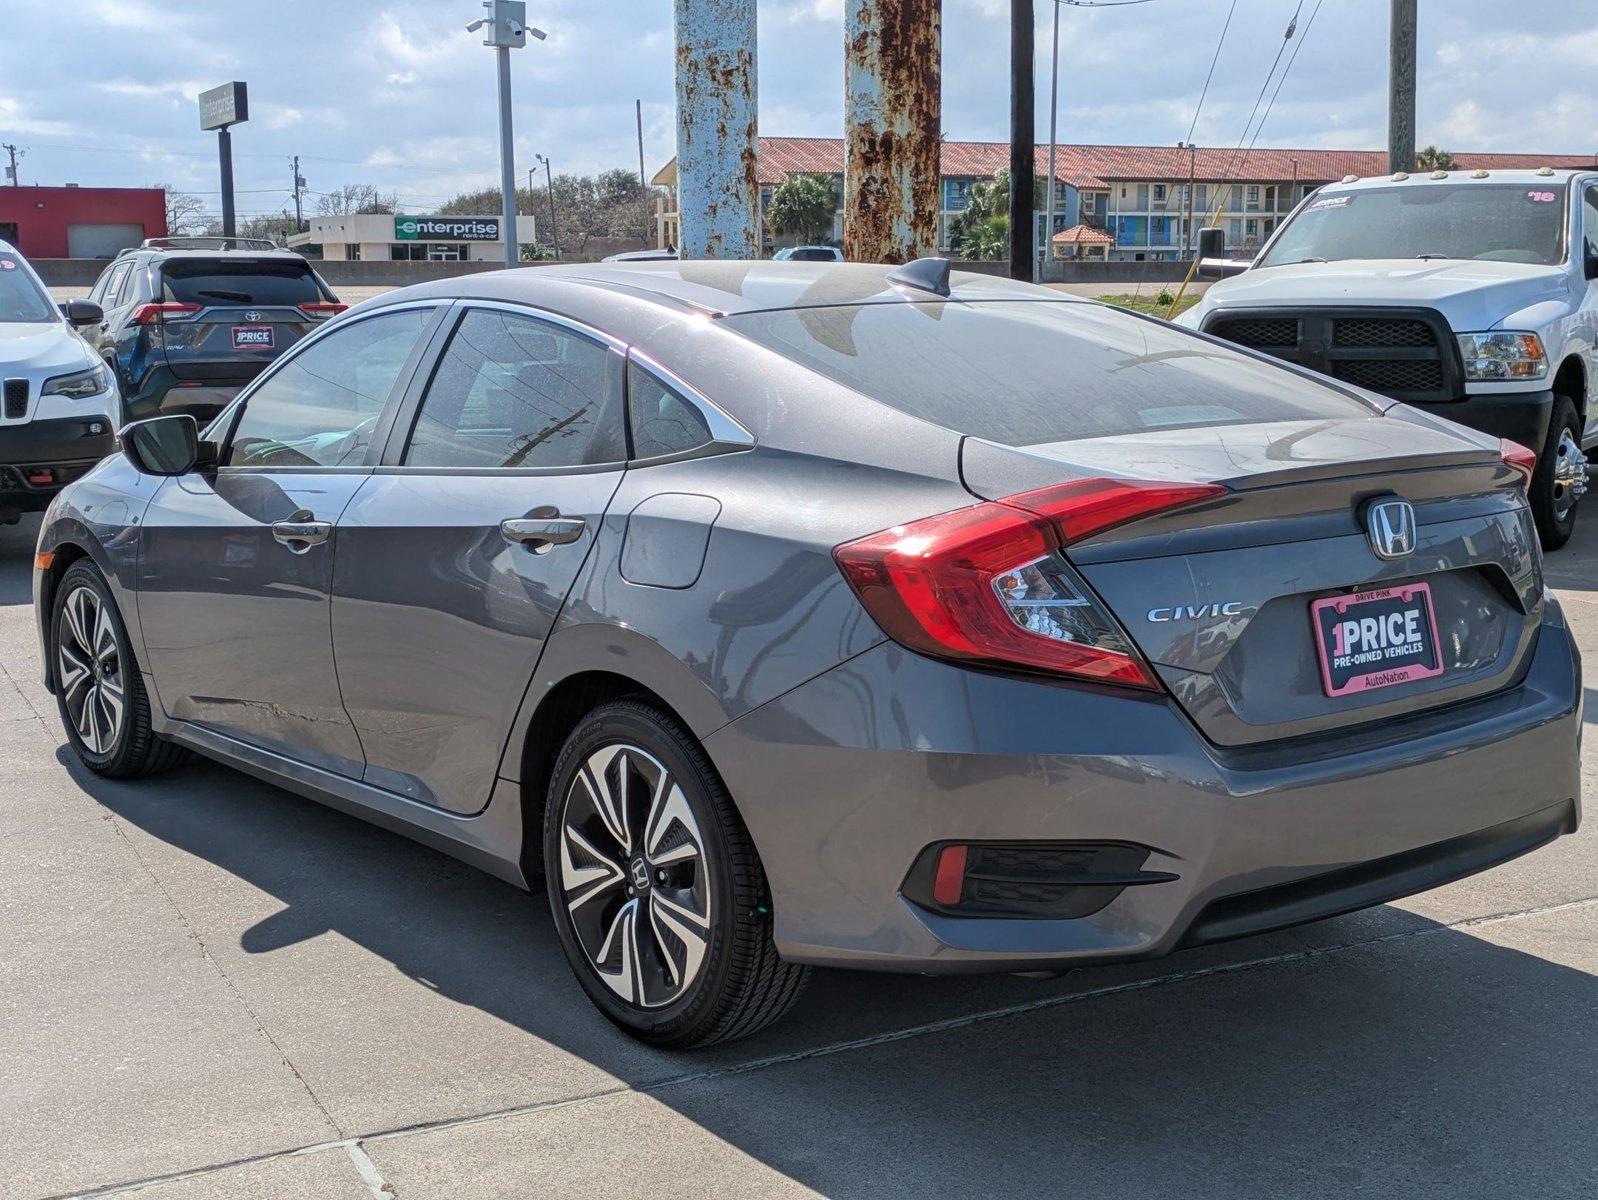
[652,137,1596,261]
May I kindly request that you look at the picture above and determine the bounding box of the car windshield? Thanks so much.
[724,299,1376,445]
[1258,182,1568,268]
[160,259,321,306]
[0,252,56,322]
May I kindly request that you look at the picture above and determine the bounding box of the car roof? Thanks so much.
[374,260,1072,319]
[116,246,313,264]
[1322,168,1598,192]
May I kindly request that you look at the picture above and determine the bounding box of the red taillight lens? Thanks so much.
[833,477,1224,689]
[131,302,201,325]
[298,301,348,318]
[932,845,968,906]
[1500,437,1537,493]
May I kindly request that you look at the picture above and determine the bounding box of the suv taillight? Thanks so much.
[131,302,201,325]
[1500,437,1537,493]
[833,478,1226,690]
[298,301,348,318]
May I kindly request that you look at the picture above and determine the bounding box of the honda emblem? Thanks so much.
[1364,498,1417,560]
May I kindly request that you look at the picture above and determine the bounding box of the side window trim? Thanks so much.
[625,348,754,466]
[377,299,630,475]
[216,301,449,473]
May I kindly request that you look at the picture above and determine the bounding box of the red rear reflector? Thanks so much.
[298,301,348,317]
[834,477,1225,689]
[176,381,202,387]
[131,302,201,325]
[26,469,54,485]
[932,845,968,905]
[1500,437,1537,493]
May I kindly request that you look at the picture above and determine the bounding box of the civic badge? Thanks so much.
[1364,497,1416,560]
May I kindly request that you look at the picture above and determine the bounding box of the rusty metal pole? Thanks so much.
[843,0,942,264]
[1009,0,1034,281]
[674,0,760,259]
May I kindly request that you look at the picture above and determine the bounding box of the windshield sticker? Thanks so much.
[1306,194,1354,212]
[1527,190,1558,203]
[0,259,15,270]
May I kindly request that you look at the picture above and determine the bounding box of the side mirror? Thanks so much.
[123,415,205,476]
[1196,227,1226,260]
[60,299,104,328]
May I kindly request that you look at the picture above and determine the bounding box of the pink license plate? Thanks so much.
[1310,583,1444,697]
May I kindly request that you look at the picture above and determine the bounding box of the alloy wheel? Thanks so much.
[1552,427,1587,521]
[57,585,125,756]
[558,743,712,1008]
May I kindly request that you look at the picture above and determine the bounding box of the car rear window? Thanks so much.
[160,259,322,307]
[0,252,55,322]
[721,300,1378,445]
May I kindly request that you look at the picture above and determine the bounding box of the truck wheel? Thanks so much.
[1531,396,1583,551]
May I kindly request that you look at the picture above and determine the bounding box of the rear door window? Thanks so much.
[160,259,322,307]
[723,300,1378,446]
[402,308,626,469]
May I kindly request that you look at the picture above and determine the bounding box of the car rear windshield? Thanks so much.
[0,252,55,322]
[721,299,1377,446]
[159,259,322,307]
[1258,183,1567,268]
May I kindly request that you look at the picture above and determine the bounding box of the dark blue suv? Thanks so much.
[83,243,344,422]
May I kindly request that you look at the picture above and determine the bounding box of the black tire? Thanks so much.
[544,699,809,1048]
[1530,395,1582,551]
[51,560,188,778]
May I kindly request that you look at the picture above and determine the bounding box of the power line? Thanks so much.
[1185,0,1238,145]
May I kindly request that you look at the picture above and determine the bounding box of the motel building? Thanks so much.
[288,213,539,262]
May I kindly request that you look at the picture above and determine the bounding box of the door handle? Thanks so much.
[272,519,332,552]
[501,516,586,553]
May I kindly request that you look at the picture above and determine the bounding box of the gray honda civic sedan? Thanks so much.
[33,260,1581,1047]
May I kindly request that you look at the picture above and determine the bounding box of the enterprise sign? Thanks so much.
[394,216,502,242]
[198,82,248,131]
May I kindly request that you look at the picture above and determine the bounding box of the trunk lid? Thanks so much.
[961,413,1543,747]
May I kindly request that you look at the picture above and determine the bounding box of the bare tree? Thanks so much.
[314,183,398,217]
[151,183,210,235]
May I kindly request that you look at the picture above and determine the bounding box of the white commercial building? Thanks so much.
[289,213,539,262]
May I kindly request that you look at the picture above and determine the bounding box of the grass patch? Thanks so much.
[1096,292,1201,319]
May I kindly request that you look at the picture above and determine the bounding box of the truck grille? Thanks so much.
[3,378,26,420]
[1206,308,1459,404]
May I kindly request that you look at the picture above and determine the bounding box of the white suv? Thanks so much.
[1180,169,1598,548]
[0,241,120,525]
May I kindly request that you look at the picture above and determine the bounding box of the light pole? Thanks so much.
[466,1,546,269]
[1042,0,1061,281]
[1177,140,1196,258]
[537,153,559,260]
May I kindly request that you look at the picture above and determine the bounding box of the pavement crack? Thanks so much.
[103,816,346,1143]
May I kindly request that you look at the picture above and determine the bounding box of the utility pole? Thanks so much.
[2,143,20,187]
[1043,0,1060,280]
[843,0,942,264]
[636,98,651,244]
[1009,0,1034,281]
[290,155,305,231]
[1388,0,1417,174]
[468,0,547,269]
[674,0,759,259]
[537,153,559,260]
[1178,140,1196,258]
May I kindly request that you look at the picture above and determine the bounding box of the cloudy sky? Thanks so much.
[2,0,1595,218]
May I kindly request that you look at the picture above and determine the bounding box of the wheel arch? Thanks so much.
[1553,354,1586,426]
[37,538,97,693]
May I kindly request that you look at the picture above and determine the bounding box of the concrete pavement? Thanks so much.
[1,510,1594,1199]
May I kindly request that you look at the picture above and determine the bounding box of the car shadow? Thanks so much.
[62,745,1598,1198]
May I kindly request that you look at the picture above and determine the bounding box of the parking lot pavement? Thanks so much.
[2,509,1596,1200]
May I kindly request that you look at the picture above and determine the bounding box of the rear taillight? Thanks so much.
[131,302,201,325]
[1500,437,1537,493]
[298,301,348,318]
[834,477,1226,689]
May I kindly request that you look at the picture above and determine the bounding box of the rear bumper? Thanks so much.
[707,609,1582,972]
[0,417,117,508]
[1412,388,1554,455]
[124,363,254,421]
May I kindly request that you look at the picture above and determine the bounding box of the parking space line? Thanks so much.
[51,891,1598,1200]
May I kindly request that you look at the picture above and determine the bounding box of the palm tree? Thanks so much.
[1415,145,1456,171]
[767,174,836,245]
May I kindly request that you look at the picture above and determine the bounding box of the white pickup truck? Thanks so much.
[1178,169,1598,549]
